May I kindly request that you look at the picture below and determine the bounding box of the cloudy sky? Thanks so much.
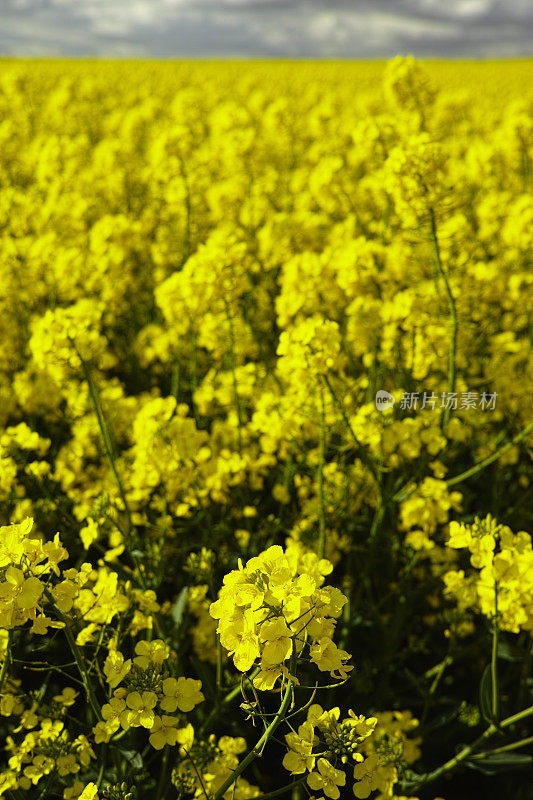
[1,0,532,58]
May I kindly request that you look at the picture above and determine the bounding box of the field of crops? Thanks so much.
[0,57,532,800]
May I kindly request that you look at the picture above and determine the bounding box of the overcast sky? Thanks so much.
[1,0,532,58]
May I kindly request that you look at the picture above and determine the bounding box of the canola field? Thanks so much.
[0,57,532,800]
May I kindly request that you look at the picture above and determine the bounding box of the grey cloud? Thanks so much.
[0,0,531,57]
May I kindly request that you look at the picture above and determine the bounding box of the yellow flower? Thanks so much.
[353,753,397,799]
[74,735,96,767]
[176,722,195,753]
[133,639,169,670]
[80,518,99,550]
[101,695,127,734]
[259,617,293,665]
[51,579,79,613]
[93,720,117,744]
[53,687,78,707]
[283,721,316,774]
[0,518,34,567]
[124,690,158,728]
[103,651,131,688]
[31,615,63,635]
[272,484,290,504]
[309,638,353,679]
[149,715,180,749]
[42,533,69,575]
[5,568,43,610]
[353,753,380,799]
[56,754,80,777]
[78,783,99,800]
[63,781,85,799]
[160,677,204,713]
[307,758,346,799]
[253,662,285,691]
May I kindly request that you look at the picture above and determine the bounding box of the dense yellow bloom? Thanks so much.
[210,543,351,685]
[0,55,531,800]
[444,516,533,633]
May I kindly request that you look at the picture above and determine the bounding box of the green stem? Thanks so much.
[421,655,453,726]
[500,704,533,729]
[211,673,294,800]
[253,776,307,800]
[322,374,379,483]
[184,749,209,799]
[428,206,457,433]
[200,667,261,735]
[491,582,499,722]
[226,302,243,455]
[446,420,533,488]
[189,329,199,425]
[77,354,149,589]
[405,724,497,791]
[156,747,170,800]
[393,419,533,503]
[45,589,102,720]
[368,504,385,544]
[471,735,533,759]
[77,351,133,533]
[0,630,12,697]
[402,704,533,792]
[317,386,326,559]
[96,744,108,787]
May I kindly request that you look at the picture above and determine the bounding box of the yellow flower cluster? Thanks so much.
[171,733,259,800]
[281,704,425,800]
[283,703,376,795]
[353,711,422,799]
[210,544,351,688]
[155,228,250,336]
[0,516,163,649]
[444,516,533,633]
[0,517,67,632]
[94,639,204,749]
[1,718,94,795]
[29,300,115,384]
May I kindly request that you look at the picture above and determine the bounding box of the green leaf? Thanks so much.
[191,655,216,700]
[465,761,497,776]
[172,586,188,631]
[118,749,143,769]
[467,752,533,775]
[477,753,533,767]
[497,639,523,662]
[479,665,493,723]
